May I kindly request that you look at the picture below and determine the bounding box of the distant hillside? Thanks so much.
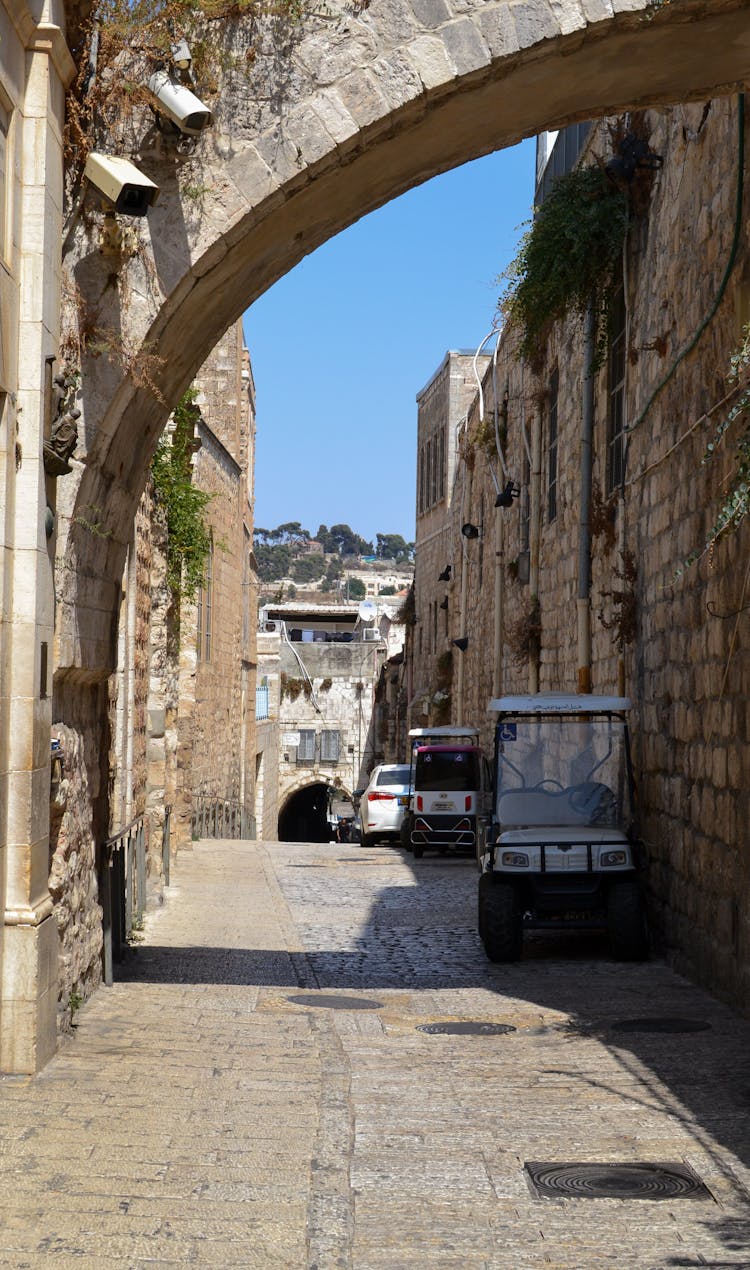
[254,521,414,583]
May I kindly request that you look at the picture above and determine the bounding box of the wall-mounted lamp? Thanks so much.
[461,523,480,540]
[438,564,452,581]
[495,480,521,509]
[452,636,469,652]
[439,596,448,610]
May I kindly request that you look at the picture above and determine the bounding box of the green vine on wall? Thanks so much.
[499,165,629,369]
[150,387,213,600]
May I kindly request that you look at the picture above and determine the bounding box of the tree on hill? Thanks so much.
[347,577,366,600]
[376,533,415,563]
[291,554,325,583]
[328,524,373,556]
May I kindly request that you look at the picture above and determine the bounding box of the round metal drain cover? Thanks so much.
[525,1161,713,1201]
[287,993,383,1011]
[611,1018,711,1034]
[417,1021,516,1036]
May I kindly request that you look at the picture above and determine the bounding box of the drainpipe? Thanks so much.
[456,467,472,725]
[492,505,504,697]
[528,397,542,693]
[577,303,596,695]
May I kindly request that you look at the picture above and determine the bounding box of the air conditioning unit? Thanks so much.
[264,620,277,632]
[363,628,381,642]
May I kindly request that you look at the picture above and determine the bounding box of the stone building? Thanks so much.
[408,97,750,1013]
[409,350,490,730]
[259,601,403,839]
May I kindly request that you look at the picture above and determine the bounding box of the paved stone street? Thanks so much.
[2,839,750,1268]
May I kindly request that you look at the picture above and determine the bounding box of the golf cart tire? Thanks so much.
[479,875,522,962]
[412,841,424,859]
[607,881,648,961]
[400,818,413,852]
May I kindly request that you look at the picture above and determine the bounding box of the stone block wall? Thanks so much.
[412,96,750,1013]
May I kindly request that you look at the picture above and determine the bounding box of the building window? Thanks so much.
[547,366,559,523]
[607,282,627,494]
[320,730,340,763]
[437,428,445,501]
[197,533,214,661]
[297,729,315,763]
[418,444,426,514]
[520,455,531,552]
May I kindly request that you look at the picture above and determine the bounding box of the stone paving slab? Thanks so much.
[2,838,750,1266]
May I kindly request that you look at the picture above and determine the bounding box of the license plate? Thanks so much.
[399,796,409,806]
[433,801,454,811]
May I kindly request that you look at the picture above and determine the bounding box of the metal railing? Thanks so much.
[191,796,255,841]
[162,804,172,887]
[100,815,145,987]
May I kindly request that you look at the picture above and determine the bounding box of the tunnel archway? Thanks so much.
[278,783,333,844]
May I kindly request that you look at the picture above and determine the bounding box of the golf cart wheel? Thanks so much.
[412,841,424,859]
[479,875,522,962]
[607,881,648,961]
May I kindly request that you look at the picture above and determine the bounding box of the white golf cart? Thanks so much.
[477,694,648,961]
[403,726,491,859]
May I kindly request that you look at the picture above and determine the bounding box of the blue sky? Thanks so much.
[243,139,536,548]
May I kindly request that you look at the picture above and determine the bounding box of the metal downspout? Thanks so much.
[492,506,504,697]
[578,304,596,694]
[529,401,542,693]
[456,468,472,725]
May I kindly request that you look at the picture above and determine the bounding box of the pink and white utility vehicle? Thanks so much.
[403,726,491,859]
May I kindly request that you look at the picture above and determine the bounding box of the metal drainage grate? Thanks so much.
[287,993,383,1011]
[611,1018,712,1034]
[417,1021,516,1036]
[525,1161,714,1201]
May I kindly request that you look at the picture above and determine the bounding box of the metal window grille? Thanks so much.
[204,536,213,661]
[256,684,269,720]
[548,366,559,523]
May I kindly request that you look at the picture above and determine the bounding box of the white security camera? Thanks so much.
[146,71,213,136]
[84,152,159,216]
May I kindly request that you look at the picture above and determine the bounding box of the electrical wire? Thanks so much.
[282,621,322,714]
[627,93,745,435]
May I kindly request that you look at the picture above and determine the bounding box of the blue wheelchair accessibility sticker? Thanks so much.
[499,723,517,742]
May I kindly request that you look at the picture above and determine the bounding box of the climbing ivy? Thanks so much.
[499,165,629,369]
[150,388,213,601]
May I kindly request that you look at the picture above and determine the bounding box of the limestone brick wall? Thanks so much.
[419,96,750,1012]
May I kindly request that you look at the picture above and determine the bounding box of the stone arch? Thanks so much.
[58,0,750,689]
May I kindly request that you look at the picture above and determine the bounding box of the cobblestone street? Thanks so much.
[2,838,750,1267]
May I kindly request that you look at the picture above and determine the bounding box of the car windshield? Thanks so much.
[495,715,631,829]
[377,766,411,787]
[415,748,480,792]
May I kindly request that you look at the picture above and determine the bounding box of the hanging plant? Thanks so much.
[499,164,629,369]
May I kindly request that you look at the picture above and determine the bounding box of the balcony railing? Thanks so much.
[256,684,270,720]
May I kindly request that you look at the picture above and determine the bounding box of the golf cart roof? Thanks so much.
[415,744,482,754]
[409,726,480,739]
[488,694,631,715]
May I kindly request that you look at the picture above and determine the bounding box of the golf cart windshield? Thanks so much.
[495,715,631,830]
[415,747,481,792]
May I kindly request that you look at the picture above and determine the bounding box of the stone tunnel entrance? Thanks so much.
[279,783,334,844]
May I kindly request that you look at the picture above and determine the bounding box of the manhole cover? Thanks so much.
[611,1018,712,1034]
[417,1021,516,1036]
[286,993,383,1011]
[525,1161,713,1201]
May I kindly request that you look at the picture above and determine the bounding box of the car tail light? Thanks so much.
[368,791,394,802]
[465,795,472,811]
[416,795,423,811]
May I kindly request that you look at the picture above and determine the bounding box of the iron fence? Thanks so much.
[100,815,145,987]
[256,683,270,720]
[191,796,255,841]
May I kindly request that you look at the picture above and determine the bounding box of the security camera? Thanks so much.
[146,71,212,136]
[84,152,159,217]
[170,38,192,71]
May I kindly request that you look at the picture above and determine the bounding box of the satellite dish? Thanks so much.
[358,600,377,622]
